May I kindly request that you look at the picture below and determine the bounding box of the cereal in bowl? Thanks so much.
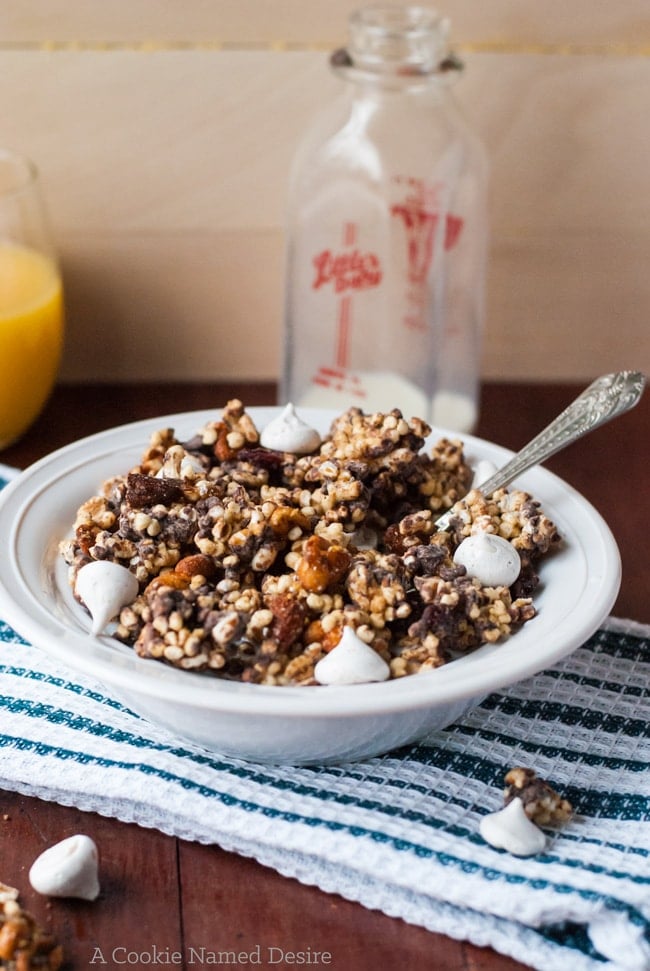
[60,400,560,685]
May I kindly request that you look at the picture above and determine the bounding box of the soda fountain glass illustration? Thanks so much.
[282,5,488,431]
[0,149,64,449]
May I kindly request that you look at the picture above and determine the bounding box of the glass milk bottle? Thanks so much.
[281,5,488,431]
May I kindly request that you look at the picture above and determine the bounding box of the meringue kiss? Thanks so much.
[29,834,100,900]
[260,403,321,454]
[479,798,546,857]
[314,626,390,685]
[75,560,139,635]
[454,531,521,588]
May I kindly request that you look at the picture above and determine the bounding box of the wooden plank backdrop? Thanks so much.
[2,1,649,383]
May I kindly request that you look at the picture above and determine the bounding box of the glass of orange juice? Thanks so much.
[0,149,64,449]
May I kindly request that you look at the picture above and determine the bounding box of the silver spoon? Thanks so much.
[435,370,646,531]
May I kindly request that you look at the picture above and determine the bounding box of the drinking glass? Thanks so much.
[0,149,64,449]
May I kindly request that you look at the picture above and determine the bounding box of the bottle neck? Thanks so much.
[331,5,463,90]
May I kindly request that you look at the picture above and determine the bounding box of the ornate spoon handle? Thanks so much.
[435,370,646,531]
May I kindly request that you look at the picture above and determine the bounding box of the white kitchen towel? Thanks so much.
[1,616,648,971]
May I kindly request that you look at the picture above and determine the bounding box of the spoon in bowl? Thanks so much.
[435,370,646,531]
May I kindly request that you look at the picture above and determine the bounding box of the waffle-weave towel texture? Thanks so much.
[1,616,648,971]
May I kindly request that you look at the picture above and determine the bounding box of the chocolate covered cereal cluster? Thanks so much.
[0,896,63,971]
[60,400,560,685]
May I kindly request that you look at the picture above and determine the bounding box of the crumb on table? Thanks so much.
[0,898,63,971]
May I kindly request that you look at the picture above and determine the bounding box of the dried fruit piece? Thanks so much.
[125,472,183,508]
[237,447,285,471]
[267,594,306,650]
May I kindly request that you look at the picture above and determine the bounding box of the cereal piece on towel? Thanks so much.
[504,767,573,825]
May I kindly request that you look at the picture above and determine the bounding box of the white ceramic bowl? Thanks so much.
[0,408,621,764]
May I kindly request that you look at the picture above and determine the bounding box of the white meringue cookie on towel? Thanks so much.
[29,834,100,900]
[75,560,139,635]
[479,798,546,857]
[314,627,390,685]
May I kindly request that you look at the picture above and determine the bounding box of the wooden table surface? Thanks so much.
[1,379,647,971]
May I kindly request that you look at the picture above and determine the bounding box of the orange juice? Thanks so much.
[0,241,64,447]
